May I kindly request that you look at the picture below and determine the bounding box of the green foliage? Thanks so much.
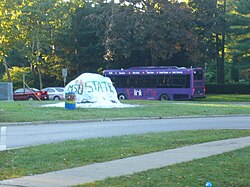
[1,66,38,90]
[227,0,250,77]
[205,60,217,82]
[189,0,228,84]
[0,0,249,86]
[231,62,239,82]
[95,0,197,67]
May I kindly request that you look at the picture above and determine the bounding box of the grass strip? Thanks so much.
[79,146,250,187]
[0,129,250,180]
[198,94,250,102]
[1,97,250,123]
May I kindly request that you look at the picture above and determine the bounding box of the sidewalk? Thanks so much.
[1,136,250,187]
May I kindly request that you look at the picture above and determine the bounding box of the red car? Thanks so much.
[13,88,49,101]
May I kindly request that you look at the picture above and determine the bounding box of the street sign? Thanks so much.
[62,68,67,77]
[62,68,67,87]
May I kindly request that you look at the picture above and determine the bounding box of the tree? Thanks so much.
[189,0,227,83]
[15,0,77,89]
[58,3,105,77]
[0,0,25,81]
[227,0,250,81]
[92,0,198,68]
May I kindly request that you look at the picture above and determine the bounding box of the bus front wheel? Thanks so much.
[118,94,126,100]
[160,94,169,101]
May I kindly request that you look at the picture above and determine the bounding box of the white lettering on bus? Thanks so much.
[172,71,183,74]
[134,89,142,96]
[146,71,154,74]
[132,72,140,74]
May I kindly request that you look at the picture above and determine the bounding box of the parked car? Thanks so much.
[41,87,65,100]
[13,88,49,101]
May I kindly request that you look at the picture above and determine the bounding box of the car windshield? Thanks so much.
[14,89,24,93]
[56,88,64,92]
[31,88,39,92]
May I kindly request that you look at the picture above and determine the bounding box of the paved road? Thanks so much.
[1,116,250,150]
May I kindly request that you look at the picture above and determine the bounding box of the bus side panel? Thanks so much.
[157,88,192,100]
[117,88,158,100]
[116,88,192,100]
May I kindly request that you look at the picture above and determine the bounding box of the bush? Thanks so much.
[206,84,250,94]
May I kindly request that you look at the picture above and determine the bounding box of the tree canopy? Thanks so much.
[0,0,249,89]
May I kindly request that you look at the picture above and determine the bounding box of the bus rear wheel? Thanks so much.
[118,94,126,100]
[160,94,169,101]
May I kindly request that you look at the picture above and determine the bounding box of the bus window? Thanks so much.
[110,76,129,87]
[129,76,139,88]
[172,75,190,88]
[143,75,157,88]
[194,70,203,80]
[157,75,171,88]
[129,75,157,88]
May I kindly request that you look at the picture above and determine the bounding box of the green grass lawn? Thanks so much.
[198,94,250,102]
[0,94,249,186]
[0,130,250,181]
[0,94,250,123]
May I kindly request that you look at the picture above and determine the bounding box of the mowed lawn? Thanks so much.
[0,94,250,123]
[0,130,250,187]
[0,94,250,186]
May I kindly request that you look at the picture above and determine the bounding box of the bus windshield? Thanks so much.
[193,69,203,80]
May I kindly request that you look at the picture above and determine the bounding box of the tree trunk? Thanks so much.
[220,0,226,84]
[216,0,226,84]
[216,34,222,84]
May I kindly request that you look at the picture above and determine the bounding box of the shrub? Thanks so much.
[206,84,250,94]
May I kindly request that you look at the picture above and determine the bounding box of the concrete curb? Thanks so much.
[1,114,250,127]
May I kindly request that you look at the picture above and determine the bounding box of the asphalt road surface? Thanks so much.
[1,116,250,150]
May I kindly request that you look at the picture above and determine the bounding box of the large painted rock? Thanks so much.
[64,73,119,104]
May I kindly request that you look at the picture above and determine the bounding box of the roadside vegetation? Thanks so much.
[0,95,250,123]
[1,130,250,182]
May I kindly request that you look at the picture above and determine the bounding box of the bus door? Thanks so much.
[129,76,141,99]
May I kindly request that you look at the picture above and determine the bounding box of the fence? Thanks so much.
[0,82,13,100]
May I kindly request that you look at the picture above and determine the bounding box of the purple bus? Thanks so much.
[103,66,205,100]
